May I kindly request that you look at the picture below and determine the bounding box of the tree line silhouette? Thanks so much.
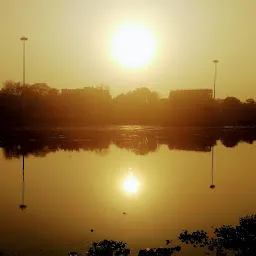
[0,127,256,158]
[1,81,256,127]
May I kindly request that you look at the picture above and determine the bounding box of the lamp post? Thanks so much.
[213,60,219,99]
[20,36,28,86]
[19,37,27,208]
[20,36,28,128]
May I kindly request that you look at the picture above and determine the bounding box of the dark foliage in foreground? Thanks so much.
[138,246,181,256]
[68,240,181,256]
[1,81,256,127]
[87,240,130,256]
[179,215,256,256]
[67,215,256,256]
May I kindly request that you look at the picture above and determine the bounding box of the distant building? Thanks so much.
[61,86,109,96]
[60,87,111,103]
[61,87,95,95]
[169,89,213,101]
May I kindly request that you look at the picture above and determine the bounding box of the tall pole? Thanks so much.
[213,60,219,99]
[20,36,28,86]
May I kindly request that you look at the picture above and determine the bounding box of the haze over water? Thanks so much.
[0,127,255,256]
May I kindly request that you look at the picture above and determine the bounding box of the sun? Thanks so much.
[123,174,140,194]
[111,24,156,68]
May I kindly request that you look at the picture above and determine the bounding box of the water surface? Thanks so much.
[0,127,255,255]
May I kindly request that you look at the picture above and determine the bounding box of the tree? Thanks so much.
[87,240,130,256]
[1,80,23,96]
[69,239,181,256]
[246,98,255,105]
[222,97,241,107]
[138,246,181,256]
[113,87,159,124]
[179,215,256,256]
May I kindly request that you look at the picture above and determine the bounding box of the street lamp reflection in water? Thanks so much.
[19,154,27,210]
[210,146,216,189]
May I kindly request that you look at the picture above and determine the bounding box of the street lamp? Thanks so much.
[20,36,28,86]
[213,60,219,99]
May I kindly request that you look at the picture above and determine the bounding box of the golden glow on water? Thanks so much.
[111,23,156,68]
[1,142,256,255]
[123,173,140,194]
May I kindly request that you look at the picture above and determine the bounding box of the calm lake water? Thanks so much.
[0,127,256,255]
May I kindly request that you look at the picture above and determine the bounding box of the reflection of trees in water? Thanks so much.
[2,144,59,159]
[219,129,256,147]
[162,135,215,152]
[94,148,109,156]
[3,145,21,159]
[158,127,217,152]
[114,133,158,155]
[1,128,256,158]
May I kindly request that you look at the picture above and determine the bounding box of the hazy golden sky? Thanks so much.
[1,0,256,99]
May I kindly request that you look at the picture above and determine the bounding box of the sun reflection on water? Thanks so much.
[122,173,140,194]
